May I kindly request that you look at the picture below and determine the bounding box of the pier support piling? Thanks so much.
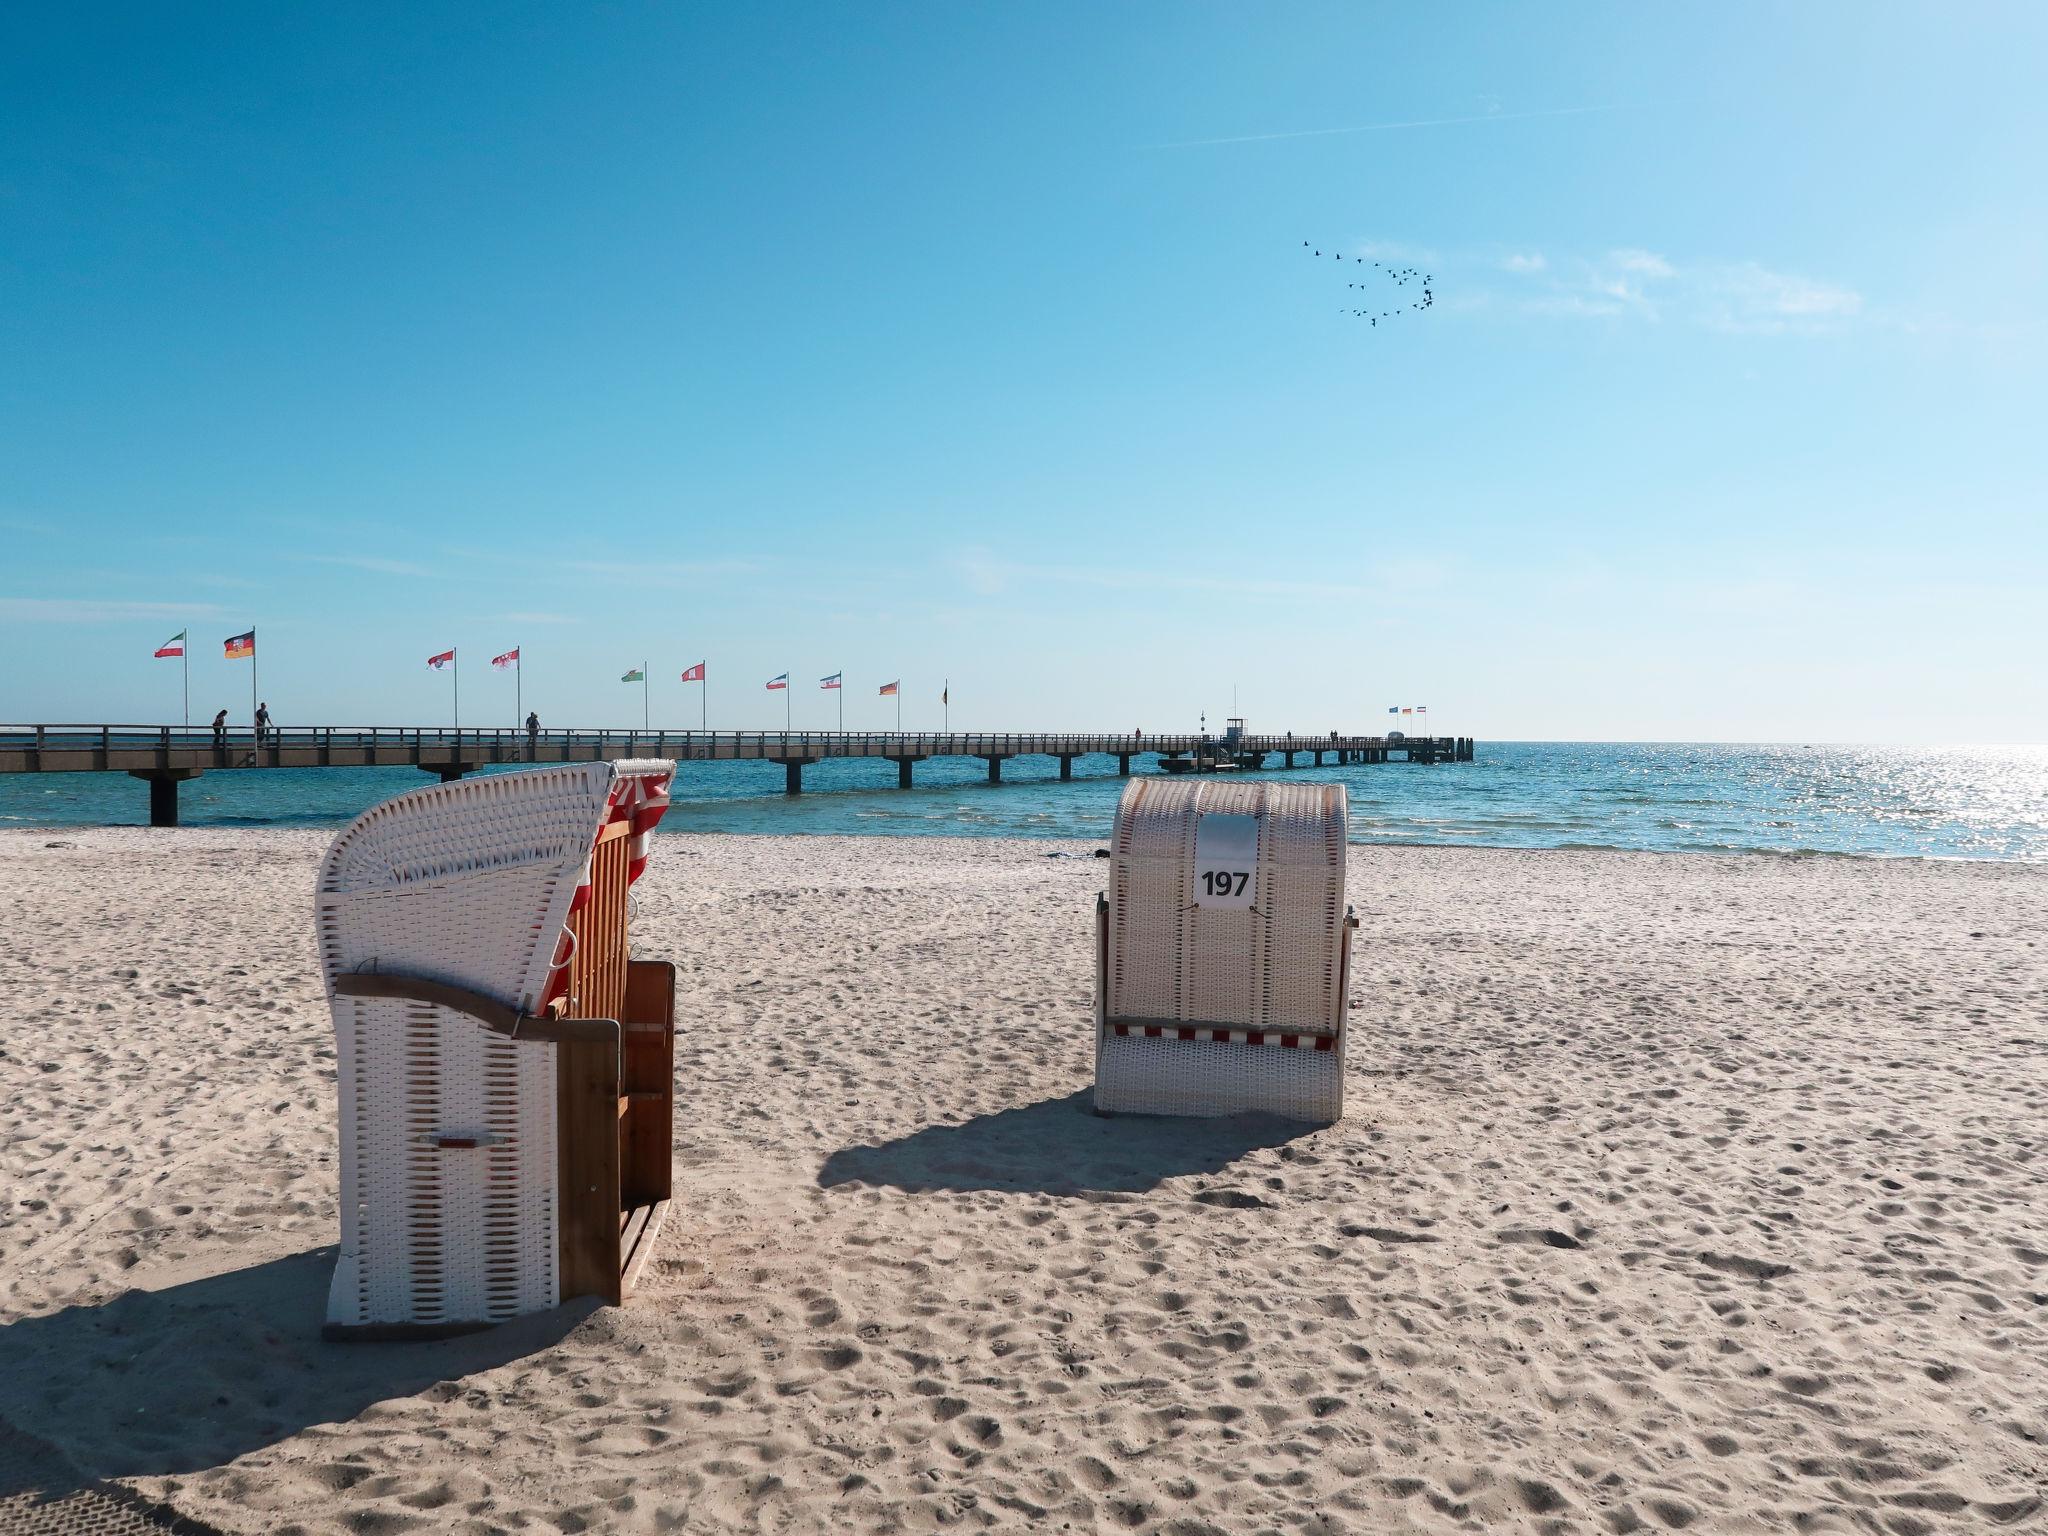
[889,756,925,789]
[128,768,203,828]
[981,756,1008,784]
[1058,755,1074,781]
[421,763,475,784]
[1117,754,1131,776]
[773,759,806,795]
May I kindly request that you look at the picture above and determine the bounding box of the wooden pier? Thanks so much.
[0,724,1477,826]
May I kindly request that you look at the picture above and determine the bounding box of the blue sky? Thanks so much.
[3,2,2042,740]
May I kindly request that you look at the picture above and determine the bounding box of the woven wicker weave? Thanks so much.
[1095,778,1352,1123]
[317,761,670,1333]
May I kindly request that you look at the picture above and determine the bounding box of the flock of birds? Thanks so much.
[1303,241,1434,327]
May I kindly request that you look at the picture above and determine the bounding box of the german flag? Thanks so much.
[224,629,255,660]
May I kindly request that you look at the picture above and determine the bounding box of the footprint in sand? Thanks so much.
[1191,1188,1273,1210]
[1699,1251,1793,1281]
[1074,1455,1119,1491]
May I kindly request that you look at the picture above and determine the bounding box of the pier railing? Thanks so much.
[0,723,1474,823]
[1,724,1446,759]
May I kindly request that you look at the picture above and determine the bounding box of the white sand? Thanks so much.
[1,827,2044,1533]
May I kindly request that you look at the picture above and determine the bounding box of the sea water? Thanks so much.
[4,743,2043,861]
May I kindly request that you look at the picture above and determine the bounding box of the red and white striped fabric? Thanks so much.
[610,763,672,883]
[541,759,674,1010]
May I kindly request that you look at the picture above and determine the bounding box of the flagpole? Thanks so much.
[943,678,949,733]
[515,650,521,731]
[785,676,791,731]
[701,667,707,733]
[838,673,843,732]
[182,638,189,730]
[896,687,901,732]
[643,661,650,731]
[453,650,460,734]
[251,631,259,751]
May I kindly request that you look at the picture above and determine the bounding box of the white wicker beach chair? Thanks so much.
[317,760,676,1339]
[1095,778,1355,1123]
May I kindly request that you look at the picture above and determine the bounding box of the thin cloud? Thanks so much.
[1610,248,1675,278]
[1457,246,1863,333]
[0,597,224,623]
[1703,263,1863,332]
[1144,102,1622,150]
[292,553,434,578]
[566,559,760,585]
[954,553,1373,602]
[488,611,578,625]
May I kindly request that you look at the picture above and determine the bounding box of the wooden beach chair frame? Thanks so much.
[318,761,676,1340]
[1093,779,1358,1124]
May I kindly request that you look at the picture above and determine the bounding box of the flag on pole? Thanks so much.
[1387,706,1398,714]
[680,661,705,682]
[1401,707,1412,715]
[491,648,520,669]
[224,630,255,660]
[1417,705,1427,713]
[941,684,949,705]
[621,667,645,682]
[428,649,455,670]
[820,672,842,690]
[154,630,186,658]
[879,680,899,696]
[765,673,788,690]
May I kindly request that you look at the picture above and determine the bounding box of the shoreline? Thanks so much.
[2,829,2043,1532]
[7,821,2047,868]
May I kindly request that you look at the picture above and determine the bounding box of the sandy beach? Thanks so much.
[1,826,2043,1534]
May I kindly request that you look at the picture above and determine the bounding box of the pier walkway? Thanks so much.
[0,724,1476,825]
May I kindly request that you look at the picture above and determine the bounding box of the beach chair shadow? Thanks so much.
[817,1088,1315,1196]
[0,1246,592,1498]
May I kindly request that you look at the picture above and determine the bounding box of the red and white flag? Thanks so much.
[680,661,706,682]
[153,629,187,658]
[428,649,455,670]
[491,648,519,669]
[766,672,788,690]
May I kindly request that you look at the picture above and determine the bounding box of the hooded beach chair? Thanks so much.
[317,760,676,1338]
[1094,778,1356,1123]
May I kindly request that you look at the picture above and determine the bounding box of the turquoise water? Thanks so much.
[4,743,2043,860]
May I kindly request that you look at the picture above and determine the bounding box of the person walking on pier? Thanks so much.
[211,708,229,748]
[525,710,540,760]
[254,701,271,748]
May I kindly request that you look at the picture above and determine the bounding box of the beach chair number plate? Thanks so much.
[1193,812,1259,910]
